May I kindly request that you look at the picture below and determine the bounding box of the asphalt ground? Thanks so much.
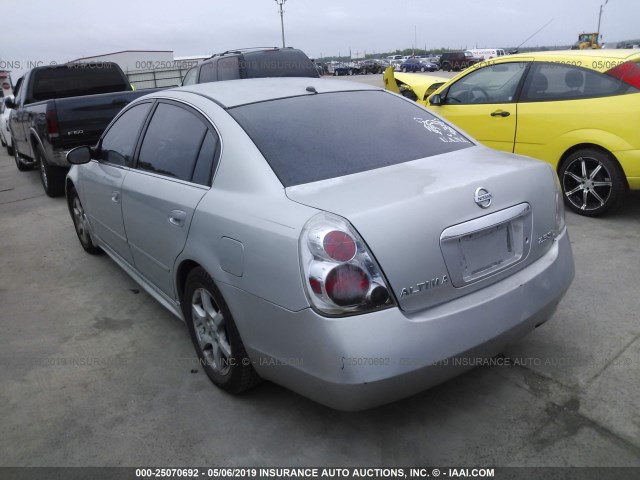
[0,75,639,469]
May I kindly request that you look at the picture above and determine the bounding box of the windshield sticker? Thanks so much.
[413,117,470,144]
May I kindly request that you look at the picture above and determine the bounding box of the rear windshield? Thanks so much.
[230,90,473,187]
[241,50,319,79]
[30,64,128,102]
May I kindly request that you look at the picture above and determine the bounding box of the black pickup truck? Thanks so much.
[7,62,162,196]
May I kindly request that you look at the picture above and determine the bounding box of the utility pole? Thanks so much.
[597,0,609,37]
[274,0,287,48]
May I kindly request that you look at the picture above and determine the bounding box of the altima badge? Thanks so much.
[474,187,492,208]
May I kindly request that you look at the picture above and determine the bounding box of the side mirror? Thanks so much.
[429,93,443,106]
[67,146,92,165]
[4,97,15,109]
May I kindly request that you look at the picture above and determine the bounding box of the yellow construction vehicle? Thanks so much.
[572,32,601,49]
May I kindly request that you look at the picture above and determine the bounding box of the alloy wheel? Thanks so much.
[191,288,232,375]
[562,156,613,212]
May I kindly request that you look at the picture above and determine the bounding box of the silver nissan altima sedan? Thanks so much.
[65,78,574,410]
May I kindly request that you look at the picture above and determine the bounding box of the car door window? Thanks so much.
[198,62,216,83]
[100,102,152,166]
[521,62,633,101]
[217,57,240,81]
[182,67,198,86]
[137,102,210,182]
[191,130,219,186]
[444,62,528,104]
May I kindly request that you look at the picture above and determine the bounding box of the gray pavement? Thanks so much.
[0,104,639,467]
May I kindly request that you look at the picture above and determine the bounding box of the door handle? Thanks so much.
[111,191,120,204]
[168,210,187,227]
[490,110,511,117]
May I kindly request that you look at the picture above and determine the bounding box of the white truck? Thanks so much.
[467,48,507,60]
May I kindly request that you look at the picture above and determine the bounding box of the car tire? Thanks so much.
[12,137,32,171]
[7,142,15,157]
[402,67,407,73]
[182,267,260,394]
[348,69,353,76]
[36,145,66,197]
[68,186,101,254]
[333,71,338,76]
[559,148,626,217]
[443,63,451,72]
[420,67,426,72]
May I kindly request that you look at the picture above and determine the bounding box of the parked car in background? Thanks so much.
[439,51,480,71]
[332,63,361,76]
[7,62,161,196]
[65,77,573,410]
[360,59,387,74]
[400,58,438,72]
[384,49,640,216]
[182,47,318,85]
[0,96,13,155]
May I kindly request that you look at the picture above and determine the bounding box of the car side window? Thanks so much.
[192,130,219,186]
[199,62,216,83]
[137,102,212,183]
[521,62,631,102]
[100,103,152,166]
[217,57,240,81]
[444,62,528,104]
[182,67,198,86]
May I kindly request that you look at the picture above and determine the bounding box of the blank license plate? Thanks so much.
[459,222,515,280]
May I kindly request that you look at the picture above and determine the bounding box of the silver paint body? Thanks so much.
[67,78,574,410]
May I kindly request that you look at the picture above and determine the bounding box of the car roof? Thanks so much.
[493,49,640,70]
[161,77,380,109]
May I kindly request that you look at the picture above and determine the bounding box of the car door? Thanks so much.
[9,76,28,152]
[514,61,637,165]
[121,101,219,298]
[428,62,530,152]
[81,102,153,265]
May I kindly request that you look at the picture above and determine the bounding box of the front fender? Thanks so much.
[383,67,449,104]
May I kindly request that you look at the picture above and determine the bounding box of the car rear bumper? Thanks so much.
[614,149,640,189]
[221,228,574,411]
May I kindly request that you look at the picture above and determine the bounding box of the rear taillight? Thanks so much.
[300,212,395,316]
[46,106,59,137]
[605,61,640,89]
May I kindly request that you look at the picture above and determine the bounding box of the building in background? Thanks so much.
[68,50,208,89]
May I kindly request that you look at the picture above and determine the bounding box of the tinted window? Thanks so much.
[137,103,208,182]
[101,103,152,166]
[445,62,527,104]
[192,130,219,186]
[199,62,216,83]
[182,67,198,86]
[230,91,472,187]
[217,57,240,81]
[521,62,635,101]
[241,50,319,78]
[30,64,128,102]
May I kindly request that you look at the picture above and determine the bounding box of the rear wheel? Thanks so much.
[559,148,625,216]
[183,267,260,394]
[36,145,66,197]
[442,63,451,72]
[402,67,407,73]
[7,142,14,157]
[420,66,426,72]
[68,186,101,254]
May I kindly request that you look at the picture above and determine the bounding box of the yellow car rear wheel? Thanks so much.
[559,148,626,217]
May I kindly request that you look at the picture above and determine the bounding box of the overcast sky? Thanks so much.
[2,0,638,76]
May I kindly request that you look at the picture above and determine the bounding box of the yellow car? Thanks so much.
[384,50,640,216]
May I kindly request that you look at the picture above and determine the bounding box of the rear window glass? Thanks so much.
[241,50,319,78]
[30,65,127,102]
[230,90,472,187]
